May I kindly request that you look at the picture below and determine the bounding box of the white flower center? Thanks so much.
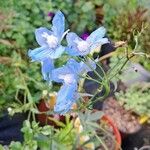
[75,40,89,52]
[42,32,58,48]
[58,74,74,84]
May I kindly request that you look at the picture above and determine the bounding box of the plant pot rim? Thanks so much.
[102,115,122,150]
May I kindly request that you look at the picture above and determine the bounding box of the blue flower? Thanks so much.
[28,11,68,80]
[41,58,54,81]
[51,59,80,84]
[79,59,96,74]
[28,11,68,60]
[51,59,96,114]
[54,84,78,114]
[66,27,109,56]
[51,58,96,86]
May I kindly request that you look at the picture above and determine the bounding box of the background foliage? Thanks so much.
[0,0,150,113]
[0,0,150,149]
[116,83,150,116]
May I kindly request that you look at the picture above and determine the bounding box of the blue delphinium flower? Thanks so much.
[41,58,54,80]
[51,59,80,84]
[51,59,96,114]
[28,11,67,60]
[54,84,78,114]
[28,11,68,80]
[66,27,109,56]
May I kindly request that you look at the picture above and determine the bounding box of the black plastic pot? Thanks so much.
[122,125,150,150]
[0,112,27,145]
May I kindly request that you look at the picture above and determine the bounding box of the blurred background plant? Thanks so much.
[0,0,149,124]
[0,0,52,114]
[103,0,150,70]
[116,82,150,118]
[0,0,150,149]
[0,111,120,150]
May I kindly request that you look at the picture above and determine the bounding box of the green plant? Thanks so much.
[0,51,52,114]
[0,0,51,53]
[0,0,101,56]
[0,0,54,114]
[103,0,150,71]
[0,1,149,149]
[116,83,150,117]
[0,111,119,150]
[0,0,101,114]
[50,0,101,33]
[0,119,74,150]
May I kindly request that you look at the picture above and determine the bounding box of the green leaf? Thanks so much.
[87,111,104,121]
[0,145,5,150]
[81,2,94,12]
[10,141,22,150]
[41,126,52,136]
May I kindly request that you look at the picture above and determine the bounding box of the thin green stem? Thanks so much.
[107,56,124,76]
[32,112,36,122]
[87,80,110,108]
[74,56,110,109]
[27,111,31,121]
[15,89,23,105]
[95,134,109,150]
[78,56,103,81]
[88,55,106,77]
[61,127,74,142]
[98,125,122,150]
[79,75,101,84]
[24,91,27,105]
[108,54,135,80]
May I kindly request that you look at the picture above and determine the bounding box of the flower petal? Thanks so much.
[35,27,52,46]
[87,27,106,44]
[79,59,96,74]
[66,32,90,56]
[96,37,109,45]
[51,66,71,83]
[90,38,109,52]
[49,46,65,59]
[41,58,54,80]
[51,59,80,84]
[54,83,78,114]
[28,46,52,61]
[66,59,81,74]
[52,11,65,39]
[66,32,81,46]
